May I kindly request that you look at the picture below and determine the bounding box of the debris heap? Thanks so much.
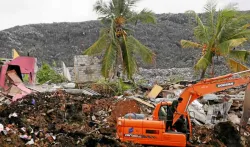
[192,121,250,147]
[0,91,141,147]
[0,90,250,147]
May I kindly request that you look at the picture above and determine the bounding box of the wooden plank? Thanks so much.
[132,97,154,108]
[147,84,163,99]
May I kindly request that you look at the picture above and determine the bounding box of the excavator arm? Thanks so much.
[173,70,250,126]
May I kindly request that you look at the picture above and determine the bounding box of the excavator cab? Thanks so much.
[158,104,169,120]
[157,102,192,136]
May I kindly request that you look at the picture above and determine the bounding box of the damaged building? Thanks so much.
[0,56,37,102]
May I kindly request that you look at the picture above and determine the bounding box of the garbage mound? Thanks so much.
[0,91,141,147]
[192,121,250,147]
[1,91,250,147]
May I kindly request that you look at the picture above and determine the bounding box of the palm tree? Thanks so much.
[83,0,156,80]
[181,0,250,79]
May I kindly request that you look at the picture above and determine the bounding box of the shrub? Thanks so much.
[37,63,66,84]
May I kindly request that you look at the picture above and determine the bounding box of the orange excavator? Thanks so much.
[116,70,250,146]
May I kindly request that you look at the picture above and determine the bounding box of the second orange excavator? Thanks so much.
[116,70,250,146]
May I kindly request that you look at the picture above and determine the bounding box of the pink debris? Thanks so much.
[0,56,36,102]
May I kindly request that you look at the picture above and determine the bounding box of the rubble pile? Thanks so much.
[134,67,195,85]
[192,122,250,147]
[0,91,141,147]
[0,84,250,146]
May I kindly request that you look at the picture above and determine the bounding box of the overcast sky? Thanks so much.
[0,0,249,31]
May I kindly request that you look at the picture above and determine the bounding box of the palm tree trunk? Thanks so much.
[113,54,119,79]
[210,58,215,77]
[200,68,207,80]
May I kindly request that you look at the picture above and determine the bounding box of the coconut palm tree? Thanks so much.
[181,0,250,79]
[83,0,156,80]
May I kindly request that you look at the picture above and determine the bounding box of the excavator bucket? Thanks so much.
[240,83,250,128]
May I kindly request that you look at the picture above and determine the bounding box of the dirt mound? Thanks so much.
[109,99,141,123]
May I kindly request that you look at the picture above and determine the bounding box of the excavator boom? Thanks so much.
[116,70,250,146]
[173,70,250,126]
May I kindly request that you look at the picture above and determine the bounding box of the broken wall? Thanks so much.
[74,55,102,83]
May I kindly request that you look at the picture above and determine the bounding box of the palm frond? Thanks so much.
[186,10,208,43]
[218,38,248,55]
[230,29,250,39]
[123,0,141,15]
[214,11,225,43]
[99,28,110,37]
[122,35,137,79]
[122,27,134,35]
[127,9,156,25]
[83,34,110,55]
[228,22,250,39]
[112,0,125,16]
[180,40,203,49]
[242,23,250,29]
[99,17,112,25]
[217,15,250,42]
[109,19,116,41]
[127,0,141,6]
[229,50,250,62]
[127,36,155,64]
[204,0,217,13]
[227,58,249,72]
[214,6,239,42]
[194,51,213,71]
[223,2,238,11]
[94,0,112,17]
[101,43,117,78]
[203,0,217,34]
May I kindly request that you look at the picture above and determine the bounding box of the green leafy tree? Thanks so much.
[37,63,66,84]
[84,0,156,80]
[181,0,250,78]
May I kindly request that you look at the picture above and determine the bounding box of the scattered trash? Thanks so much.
[0,79,250,146]
[0,91,139,146]
[0,123,3,132]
